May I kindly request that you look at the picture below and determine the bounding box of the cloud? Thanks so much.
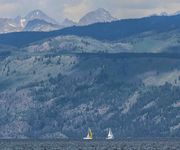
[63,0,92,21]
[0,3,18,16]
[0,0,180,22]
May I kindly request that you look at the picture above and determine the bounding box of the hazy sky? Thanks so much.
[0,0,180,22]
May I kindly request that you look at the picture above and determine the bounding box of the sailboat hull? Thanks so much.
[106,137,114,140]
[83,137,93,140]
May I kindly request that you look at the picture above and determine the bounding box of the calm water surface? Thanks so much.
[0,139,179,150]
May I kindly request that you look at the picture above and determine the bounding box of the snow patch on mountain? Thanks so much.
[20,19,26,27]
[8,23,16,28]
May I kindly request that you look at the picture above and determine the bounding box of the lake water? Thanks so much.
[0,139,179,150]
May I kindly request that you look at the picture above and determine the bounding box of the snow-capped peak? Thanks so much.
[27,9,44,17]
[25,9,58,25]
[78,8,116,26]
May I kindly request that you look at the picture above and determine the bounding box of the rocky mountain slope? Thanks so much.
[0,18,23,33]
[23,19,62,32]
[0,49,179,138]
[79,8,116,25]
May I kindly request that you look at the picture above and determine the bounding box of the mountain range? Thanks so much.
[0,8,117,33]
[0,10,180,139]
[1,9,180,34]
[1,13,180,48]
[0,10,57,33]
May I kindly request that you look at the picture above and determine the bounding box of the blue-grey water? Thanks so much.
[0,139,179,150]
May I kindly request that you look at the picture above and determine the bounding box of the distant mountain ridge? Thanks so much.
[0,9,59,33]
[0,8,117,33]
[1,14,180,47]
[1,9,180,34]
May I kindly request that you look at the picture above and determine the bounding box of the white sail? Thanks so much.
[106,128,114,140]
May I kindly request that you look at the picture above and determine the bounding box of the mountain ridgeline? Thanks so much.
[0,12,180,139]
[1,14,180,47]
[0,8,117,34]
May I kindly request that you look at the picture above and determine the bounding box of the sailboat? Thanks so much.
[83,128,93,140]
[106,128,114,140]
